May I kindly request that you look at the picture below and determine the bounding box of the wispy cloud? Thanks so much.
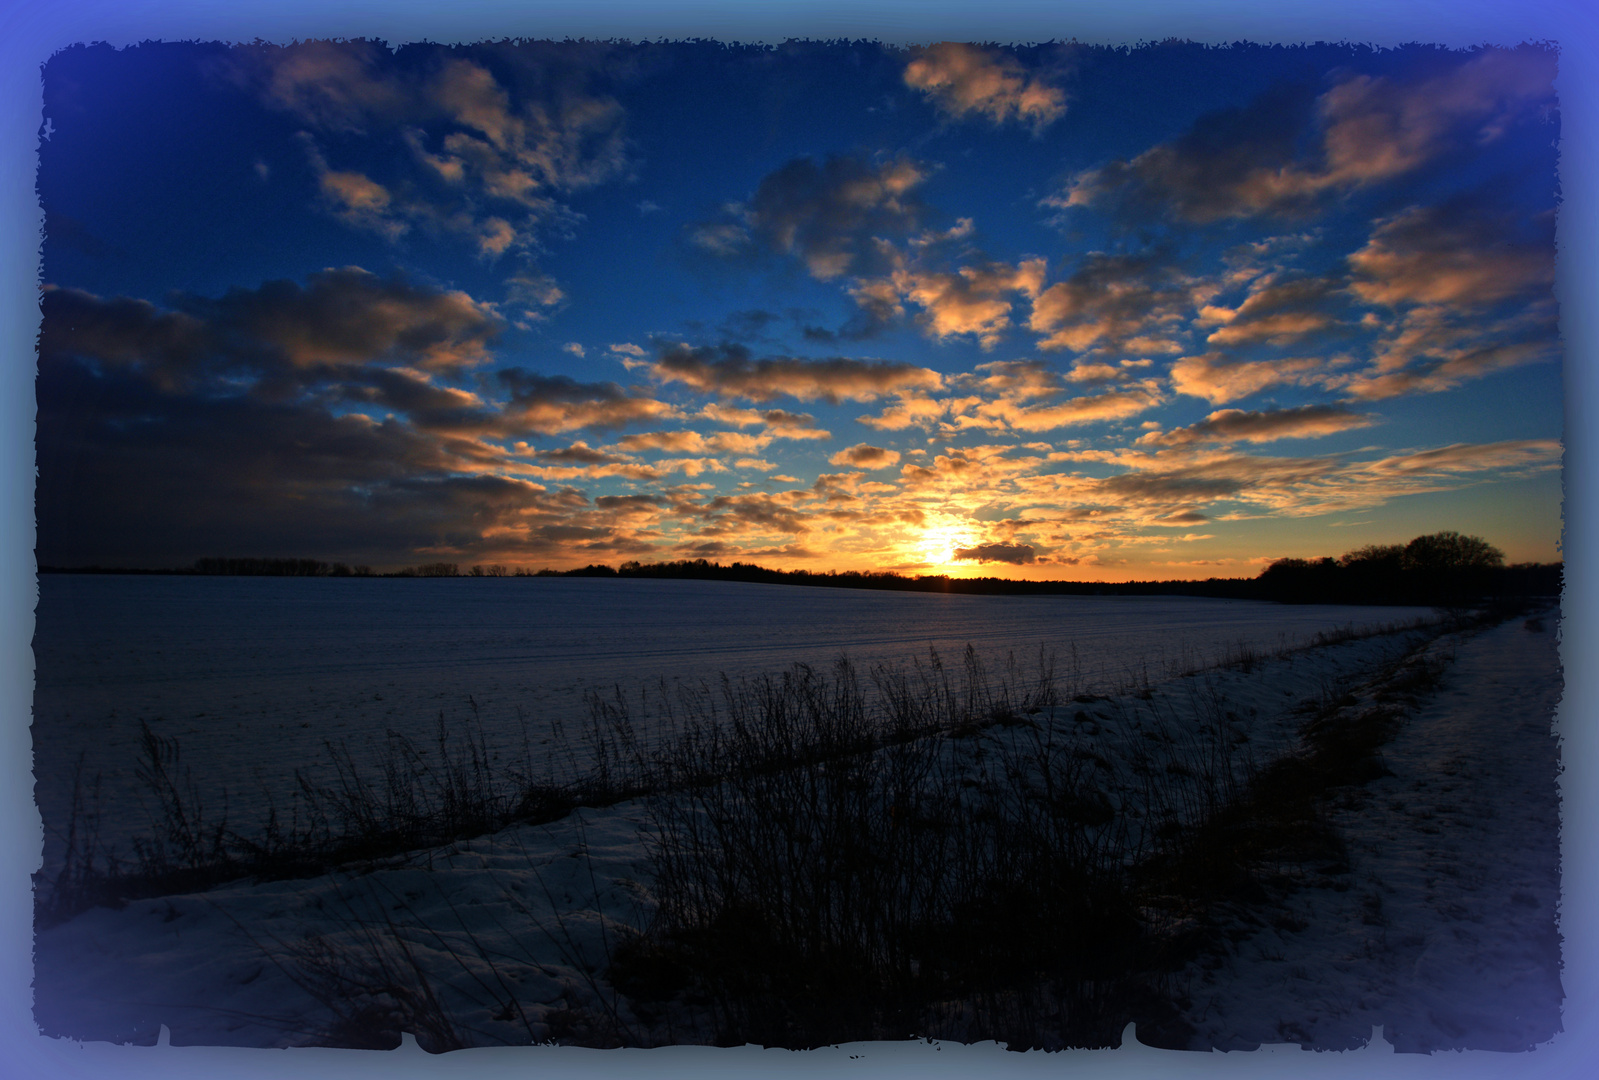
[904,43,1067,131]
[1139,405,1375,446]
[1168,352,1331,404]
[242,41,633,309]
[649,342,943,403]
[495,370,680,435]
[1057,47,1554,222]
[829,443,902,468]
[1028,251,1193,355]
[691,154,928,280]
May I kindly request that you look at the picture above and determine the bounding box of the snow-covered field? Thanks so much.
[33,606,1561,1054]
[31,575,1435,877]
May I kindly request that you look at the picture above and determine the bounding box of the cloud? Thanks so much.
[895,446,1049,495]
[697,492,815,536]
[1168,352,1329,404]
[952,542,1038,565]
[695,154,929,280]
[1032,433,1560,525]
[1149,510,1210,526]
[343,367,492,431]
[1065,361,1125,382]
[505,274,568,322]
[877,256,1048,348]
[40,269,503,395]
[1058,47,1554,222]
[1331,196,1559,399]
[1139,405,1375,446]
[496,370,680,434]
[1054,83,1313,222]
[422,56,631,199]
[698,403,832,440]
[857,360,1162,437]
[1314,48,1555,187]
[1347,201,1554,310]
[1337,315,1559,399]
[688,221,749,257]
[614,429,773,457]
[829,443,902,468]
[903,44,1066,131]
[300,140,409,241]
[533,441,631,465]
[649,342,942,403]
[41,268,1555,569]
[1092,471,1248,503]
[247,42,631,268]
[1200,275,1347,348]
[856,393,950,431]
[35,346,596,568]
[593,492,666,514]
[968,383,1164,432]
[963,359,1062,399]
[1028,252,1193,354]
[613,430,711,454]
[250,39,411,133]
[1362,438,1561,476]
[691,154,1050,349]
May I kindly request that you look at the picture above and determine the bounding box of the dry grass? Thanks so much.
[38,610,1486,1051]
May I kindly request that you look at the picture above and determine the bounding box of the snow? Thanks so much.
[35,610,1561,1056]
[1175,608,1563,1053]
[31,574,1436,877]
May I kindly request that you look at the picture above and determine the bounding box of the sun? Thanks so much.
[913,524,976,569]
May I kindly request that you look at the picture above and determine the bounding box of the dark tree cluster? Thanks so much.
[1255,531,1558,606]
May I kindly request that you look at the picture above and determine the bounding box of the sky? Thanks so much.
[34,39,1564,579]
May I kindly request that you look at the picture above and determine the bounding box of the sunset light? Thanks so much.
[34,41,1562,579]
[27,31,1571,1057]
[912,522,979,570]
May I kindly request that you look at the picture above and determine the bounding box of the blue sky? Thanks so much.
[35,39,1563,576]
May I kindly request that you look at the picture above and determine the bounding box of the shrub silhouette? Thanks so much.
[1259,531,1510,606]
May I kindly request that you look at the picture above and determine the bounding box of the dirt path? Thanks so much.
[1176,609,1565,1052]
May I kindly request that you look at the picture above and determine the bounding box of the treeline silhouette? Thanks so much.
[193,557,375,577]
[538,558,1259,598]
[1255,531,1560,606]
[529,532,1560,606]
[39,531,1560,606]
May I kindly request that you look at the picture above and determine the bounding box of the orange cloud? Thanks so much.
[1028,252,1193,355]
[1168,352,1329,404]
[697,403,832,439]
[903,43,1067,131]
[829,443,902,468]
[856,393,950,431]
[650,342,943,403]
[1201,276,1345,348]
[969,383,1164,432]
[1348,203,1554,309]
[1139,405,1375,446]
[1059,47,1554,223]
[496,370,680,435]
[884,257,1047,348]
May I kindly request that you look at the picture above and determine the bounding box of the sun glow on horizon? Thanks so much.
[912,522,979,570]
